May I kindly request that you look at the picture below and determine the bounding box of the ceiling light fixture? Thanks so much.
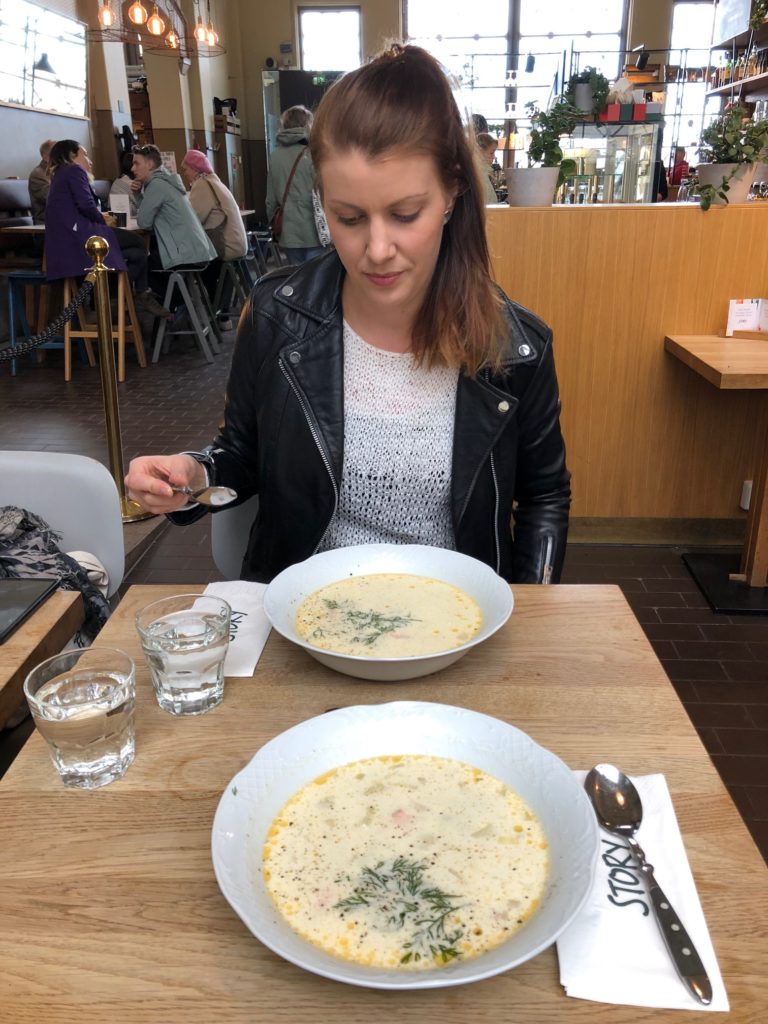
[128,1,148,26]
[98,0,115,29]
[147,4,165,36]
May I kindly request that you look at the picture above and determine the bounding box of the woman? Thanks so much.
[126,45,570,584]
[476,132,501,204]
[181,149,247,262]
[266,105,324,264]
[109,150,139,218]
[181,148,248,316]
[44,140,168,318]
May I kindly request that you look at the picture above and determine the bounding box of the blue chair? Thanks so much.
[5,270,94,377]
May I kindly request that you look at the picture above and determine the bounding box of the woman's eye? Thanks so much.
[392,211,420,223]
[336,214,363,226]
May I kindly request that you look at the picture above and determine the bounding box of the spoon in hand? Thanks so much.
[585,763,713,1006]
[170,484,238,507]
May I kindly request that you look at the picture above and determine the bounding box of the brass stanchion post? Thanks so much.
[86,235,154,523]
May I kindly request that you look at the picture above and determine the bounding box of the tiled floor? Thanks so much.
[1,325,766,861]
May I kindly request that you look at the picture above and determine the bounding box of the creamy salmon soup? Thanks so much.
[294,573,483,657]
[262,755,549,970]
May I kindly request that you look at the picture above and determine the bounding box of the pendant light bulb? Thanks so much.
[128,0,148,26]
[194,15,208,43]
[147,5,165,36]
[206,22,218,46]
[165,27,179,49]
[98,0,115,29]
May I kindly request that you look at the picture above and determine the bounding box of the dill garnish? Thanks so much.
[334,857,465,964]
[320,598,418,646]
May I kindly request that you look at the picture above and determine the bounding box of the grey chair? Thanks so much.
[0,451,125,598]
[211,495,259,579]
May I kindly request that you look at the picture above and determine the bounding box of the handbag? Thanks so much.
[202,176,228,255]
[269,148,305,242]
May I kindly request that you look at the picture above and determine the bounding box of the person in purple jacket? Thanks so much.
[44,139,169,318]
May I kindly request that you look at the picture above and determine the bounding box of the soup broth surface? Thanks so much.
[262,754,549,970]
[294,573,483,657]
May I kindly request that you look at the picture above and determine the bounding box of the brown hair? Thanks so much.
[476,132,498,154]
[132,143,162,168]
[48,139,81,174]
[310,44,506,374]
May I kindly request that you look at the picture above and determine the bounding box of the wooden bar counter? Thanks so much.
[486,203,768,535]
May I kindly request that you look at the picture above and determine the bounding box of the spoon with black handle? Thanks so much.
[170,484,238,507]
[585,763,713,1006]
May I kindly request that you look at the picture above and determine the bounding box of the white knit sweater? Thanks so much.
[318,322,458,552]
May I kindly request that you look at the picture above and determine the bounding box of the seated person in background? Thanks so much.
[130,144,216,270]
[28,139,56,224]
[476,133,500,204]
[110,151,139,217]
[44,139,170,318]
[181,148,248,317]
[669,147,689,186]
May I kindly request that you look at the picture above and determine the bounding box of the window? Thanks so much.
[405,0,627,129]
[299,7,362,72]
[0,0,86,116]
[665,2,719,162]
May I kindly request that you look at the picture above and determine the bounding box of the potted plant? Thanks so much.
[695,104,768,209]
[506,100,580,206]
[565,66,610,117]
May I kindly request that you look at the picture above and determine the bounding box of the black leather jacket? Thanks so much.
[177,251,570,583]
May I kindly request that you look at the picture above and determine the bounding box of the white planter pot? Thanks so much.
[696,162,755,204]
[505,166,559,207]
[573,83,593,114]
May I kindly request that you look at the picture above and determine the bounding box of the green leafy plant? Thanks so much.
[525,100,581,184]
[564,66,611,117]
[696,104,768,209]
[750,0,768,30]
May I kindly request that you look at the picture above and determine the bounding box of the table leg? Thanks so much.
[736,407,768,586]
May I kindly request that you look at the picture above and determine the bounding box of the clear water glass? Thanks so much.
[136,594,231,716]
[24,647,136,789]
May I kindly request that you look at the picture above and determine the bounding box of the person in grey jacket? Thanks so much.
[28,139,56,224]
[130,144,216,269]
[125,45,570,584]
[266,106,324,264]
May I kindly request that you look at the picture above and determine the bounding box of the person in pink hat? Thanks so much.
[182,148,248,325]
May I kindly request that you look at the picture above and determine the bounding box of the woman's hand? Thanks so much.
[125,454,207,514]
[102,212,117,228]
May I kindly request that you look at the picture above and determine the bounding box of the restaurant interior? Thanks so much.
[0,0,766,1019]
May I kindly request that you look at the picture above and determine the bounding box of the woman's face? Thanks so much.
[74,147,92,173]
[181,162,198,186]
[320,147,454,320]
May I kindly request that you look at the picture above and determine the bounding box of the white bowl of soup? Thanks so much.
[211,701,599,990]
[263,544,513,681]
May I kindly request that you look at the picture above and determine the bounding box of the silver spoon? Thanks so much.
[170,484,238,507]
[585,763,713,1006]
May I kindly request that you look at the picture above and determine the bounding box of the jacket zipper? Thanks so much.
[279,359,338,551]
[541,535,554,584]
[489,449,501,575]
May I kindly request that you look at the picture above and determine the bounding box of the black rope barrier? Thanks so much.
[0,277,94,362]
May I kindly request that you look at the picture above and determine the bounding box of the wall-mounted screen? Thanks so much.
[0,0,87,116]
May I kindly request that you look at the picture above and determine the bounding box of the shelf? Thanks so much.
[707,68,768,96]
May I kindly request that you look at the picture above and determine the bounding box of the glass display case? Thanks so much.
[558,123,660,204]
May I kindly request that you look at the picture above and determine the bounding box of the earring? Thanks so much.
[443,208,452,224]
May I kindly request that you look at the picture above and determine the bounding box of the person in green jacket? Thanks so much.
[266,105,324,264]
[131,144,217,270]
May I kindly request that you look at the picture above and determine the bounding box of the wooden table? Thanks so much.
[665,334,768,610]
[0,590,83,729]
[1,583,765,1022]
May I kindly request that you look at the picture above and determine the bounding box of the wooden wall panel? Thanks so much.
[486,204,768,519]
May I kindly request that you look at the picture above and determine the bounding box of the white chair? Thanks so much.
[211,495,259,579]
[0,451,125,599]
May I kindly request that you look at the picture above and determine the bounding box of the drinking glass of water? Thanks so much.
[24,647,136,789]
[136,594,231,716]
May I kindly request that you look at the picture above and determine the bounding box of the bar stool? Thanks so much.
[4,270,93,377]
[152,264,223,365]
[63,272,146,382]
[212,258,253,315]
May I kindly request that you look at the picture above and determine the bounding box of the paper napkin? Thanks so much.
[557,772,729,1011]
[203,580,271,677]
